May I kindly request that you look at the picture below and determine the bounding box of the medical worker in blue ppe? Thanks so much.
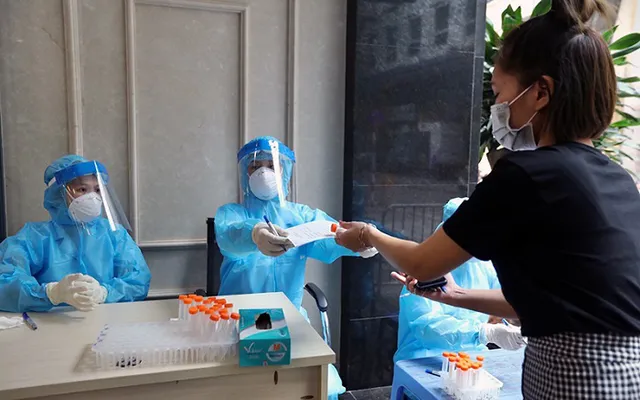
[0,155,151,313]
[394,198,525,363]
[215,137,361,399]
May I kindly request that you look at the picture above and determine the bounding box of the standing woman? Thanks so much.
[336,1,640,398]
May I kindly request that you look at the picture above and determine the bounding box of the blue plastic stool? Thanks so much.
[391,357,443,400]
[391,349,525,400]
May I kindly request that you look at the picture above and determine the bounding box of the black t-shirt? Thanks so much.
[443,142,640,337]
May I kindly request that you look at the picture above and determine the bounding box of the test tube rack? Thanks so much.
[440,352,503,400]
[92,295,239,370]
[92,320,238,370]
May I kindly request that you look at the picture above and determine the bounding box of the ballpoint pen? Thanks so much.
[263,216,288,252]
[22,312,37,330]
[425,368,441,377]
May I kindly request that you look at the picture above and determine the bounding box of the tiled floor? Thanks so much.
[339,386,392,400]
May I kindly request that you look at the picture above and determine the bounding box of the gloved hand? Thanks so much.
[252,222,293,257]
[480,323,527,350]
[45,273,96,311]
[73,275,108,305]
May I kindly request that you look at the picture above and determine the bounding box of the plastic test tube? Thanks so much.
[194,296,204,306]
[224,303,234,312]
[182,298,194,321]
[212,304,223,313]
[230,312,240,337]
[188,306,199,333]
[178,295,187,319]
[461,366,469,388]
[210,314,221,341]
[220,313,230,341]
[203,309,215,336]
[471,363,480,387]
[441,352,450,372]
[448,357,457,380]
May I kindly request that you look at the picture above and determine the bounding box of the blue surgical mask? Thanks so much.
[490,85,538,151]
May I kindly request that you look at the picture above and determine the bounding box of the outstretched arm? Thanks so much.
[215,205,261,258]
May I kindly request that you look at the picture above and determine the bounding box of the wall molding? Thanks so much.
[139,239,207,250]
[124,0,249,247]
[286,0,298,203]
[148,286,202,297]
[63,0,83,155]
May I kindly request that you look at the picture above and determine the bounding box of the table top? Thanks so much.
[0,292,334,399]
[396,349,525,399]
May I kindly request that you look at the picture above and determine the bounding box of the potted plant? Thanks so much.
[480,0,640,171]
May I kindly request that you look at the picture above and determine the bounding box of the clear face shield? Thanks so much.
[53,161,131,233]
[237,138,295,208]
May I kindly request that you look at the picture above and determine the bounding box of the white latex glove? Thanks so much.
[252,222,293,257]
[45,273,95,311]
[73,275,108,305]
[480,323,527,350]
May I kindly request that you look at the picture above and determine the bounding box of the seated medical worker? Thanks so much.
[0,155,151,313]
[394,198,525,363]
[215,136,358,399]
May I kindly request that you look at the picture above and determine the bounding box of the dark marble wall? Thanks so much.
[340,0,486,390]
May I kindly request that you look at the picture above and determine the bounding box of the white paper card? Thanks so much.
[285,220,335,247]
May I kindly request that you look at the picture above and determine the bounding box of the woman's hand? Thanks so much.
[334,221,373,252]
[391,271,465,307]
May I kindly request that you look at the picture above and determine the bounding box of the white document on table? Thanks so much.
[285,220,336,247]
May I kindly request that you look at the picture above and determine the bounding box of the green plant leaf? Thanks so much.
[619,82,640,98]
[531,0,552,17]
[619,149,634,161]
[486,21,500,45]
[603,25,619,44]
[501,6,520,36]
[614,56,628,66]
[485,42,497,64]
[502,5,516,20]
[514,6,523,24]
[611,42,640,59]
[615,109,639,122]
[502,14,519,36]
[618,76,640,83]
[610,33,640,50]
[611,119,640,128]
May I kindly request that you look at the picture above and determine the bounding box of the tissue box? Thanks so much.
[239,308,291,367]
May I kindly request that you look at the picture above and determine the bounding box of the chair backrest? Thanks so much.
[206,217,223,296]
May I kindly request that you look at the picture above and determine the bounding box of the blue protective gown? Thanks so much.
[393,198,501,362]
[215,137,354,399]
[0,155,151,313]
[215,137,357,310]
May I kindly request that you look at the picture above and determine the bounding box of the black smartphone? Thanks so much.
[415,277,448,291]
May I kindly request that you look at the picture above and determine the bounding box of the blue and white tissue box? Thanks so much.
[239,308,291,367]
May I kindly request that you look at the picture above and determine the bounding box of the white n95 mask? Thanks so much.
[249,167,279,201]
[68,192,103,223]
[490,85,538,152]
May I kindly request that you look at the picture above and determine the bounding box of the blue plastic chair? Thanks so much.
[391,349,526,400]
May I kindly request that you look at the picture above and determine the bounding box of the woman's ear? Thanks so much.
[534,75,554,111]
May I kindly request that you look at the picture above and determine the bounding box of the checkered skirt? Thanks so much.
[522,332,640,399]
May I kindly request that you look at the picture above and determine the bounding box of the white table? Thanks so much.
[0,292,334,399]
